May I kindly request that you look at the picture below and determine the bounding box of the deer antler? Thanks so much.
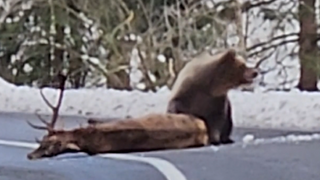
[27,73,67,133]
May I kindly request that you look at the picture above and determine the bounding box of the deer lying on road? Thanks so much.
[27,73,209,160]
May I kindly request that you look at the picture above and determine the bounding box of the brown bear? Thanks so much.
[166,48,258,145]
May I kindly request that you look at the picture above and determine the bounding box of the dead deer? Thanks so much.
[27,74,209,160]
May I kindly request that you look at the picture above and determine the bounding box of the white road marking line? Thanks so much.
[100,154,186,180]
[0,139,187,180]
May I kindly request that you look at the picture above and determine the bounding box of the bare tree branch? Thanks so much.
[242,0,278,12]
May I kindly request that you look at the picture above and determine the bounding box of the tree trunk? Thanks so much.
[297,0,319,91]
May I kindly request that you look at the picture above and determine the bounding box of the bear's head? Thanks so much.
[217,49,257,85]
[192,48,258,96]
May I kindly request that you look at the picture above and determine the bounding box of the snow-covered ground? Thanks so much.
[1,77,320,132]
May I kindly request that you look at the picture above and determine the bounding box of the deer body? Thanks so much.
[27,113,208,160]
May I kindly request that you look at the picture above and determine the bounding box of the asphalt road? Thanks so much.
[0,112,320,180]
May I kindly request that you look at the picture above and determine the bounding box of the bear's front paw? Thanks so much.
[220,138,234,145]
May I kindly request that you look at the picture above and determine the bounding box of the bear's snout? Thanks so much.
[251,69,258,78]
[243,68,258,82]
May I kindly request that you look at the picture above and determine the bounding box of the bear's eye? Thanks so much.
[238,64,246,70]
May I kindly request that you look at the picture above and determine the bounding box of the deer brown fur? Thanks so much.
[27,73,208,160]
[167,48,258,145]
[27,113,208,160]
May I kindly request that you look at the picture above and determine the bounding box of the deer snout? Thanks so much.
[27,150,44,160]
[27,152,39,160]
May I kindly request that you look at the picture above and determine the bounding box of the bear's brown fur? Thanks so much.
[167,48,258,145]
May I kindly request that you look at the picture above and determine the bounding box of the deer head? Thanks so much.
[27,73,81,160]
[27,130,81,160]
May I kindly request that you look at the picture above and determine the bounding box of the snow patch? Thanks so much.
[242,134,255,143]
[242,133,320,146]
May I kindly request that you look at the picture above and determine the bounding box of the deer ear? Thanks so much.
[48,130,57,136]
[66,143,80,150]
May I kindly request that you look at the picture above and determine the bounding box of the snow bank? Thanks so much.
[229,91,320,131]
[1,77,320,131]
[0,77,170,118]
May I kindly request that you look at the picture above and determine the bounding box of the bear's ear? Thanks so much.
[222,49,237,62]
